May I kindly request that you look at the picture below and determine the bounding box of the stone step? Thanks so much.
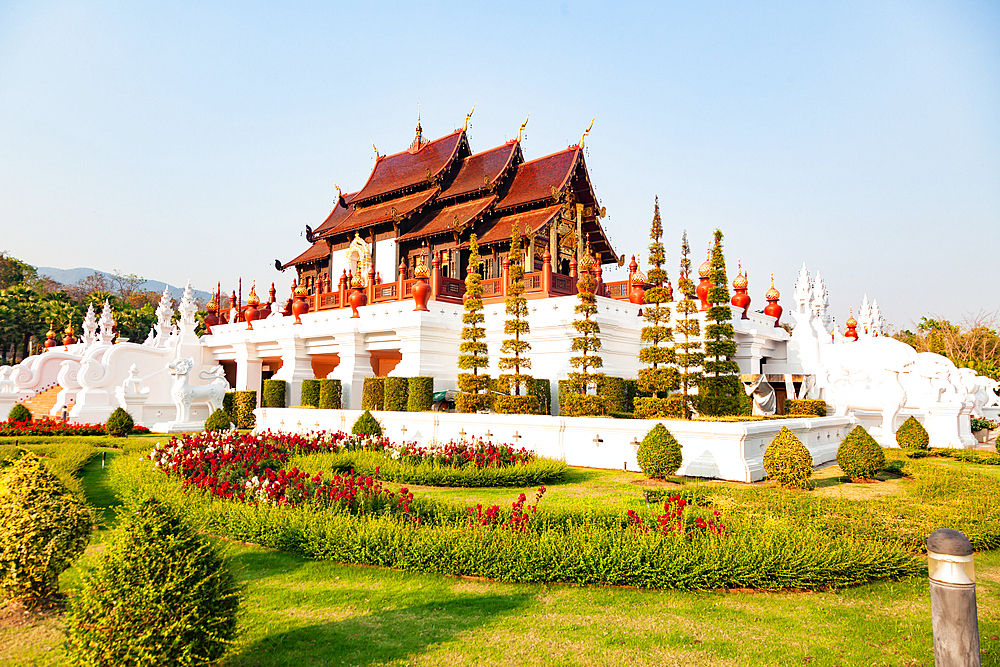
[19,385,64,421]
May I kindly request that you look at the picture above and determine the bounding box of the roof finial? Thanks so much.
[463,104,475,132]
[579,118,595,149]
[517,112,530,142]
[333,182,342,201]
[372,142,379,159]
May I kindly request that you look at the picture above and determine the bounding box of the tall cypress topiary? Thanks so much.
[457,233,491,413]
[634,198,678,419]
[564,248,607,416]
[698,229,741,416]
[674,230,703,419]
[496,222,536,414]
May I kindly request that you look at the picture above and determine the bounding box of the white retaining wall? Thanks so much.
[255,408,856,483]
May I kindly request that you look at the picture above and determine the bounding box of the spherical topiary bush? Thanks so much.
[65,498,240,667]
[837,426,885,480]
[0,452,92,602]
[105,407,135,438]
[763,426,814,489]
[896,416,929,450]
[203,409,232,432]
[7,404,31,424]
[636,423,683,479]
[351,410,382,437]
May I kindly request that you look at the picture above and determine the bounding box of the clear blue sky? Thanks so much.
[1,1,997,330]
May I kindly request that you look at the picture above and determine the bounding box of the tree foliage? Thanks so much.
[457,234,490,413]
[698,229,741,416]
[637,197,677,398]
[674,230,703,419]
[497,222,533,402]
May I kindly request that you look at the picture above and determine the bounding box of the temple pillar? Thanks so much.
[575,203,584,265]
[549,226,558,274]
[271,332,313,407]
[527,234,535,273]
[234,344,263,408]
[330,330,371,409]
[431,254,441,300]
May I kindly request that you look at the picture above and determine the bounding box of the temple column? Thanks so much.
[575,203,584,265]
[330,330,371,409]
[527,234,535,273]
[271,331,313,407]
[234,343,263,408]
[549,226,558,274]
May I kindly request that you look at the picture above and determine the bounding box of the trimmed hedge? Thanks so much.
[533,379,551,416]
[222,392,235,424]
[351,410,382,436]
[763,426,813,489]
[361,377,385,411]
[7,404,31,424]
[204,409,233,432]
[636,423,682,478]
[837,426,885,480]
[407,377,434,412]
[560,393,609,417]
[105,407,135,438]
[599,376,629,414]
[896,416,929,451]
[110,454,922,592]
[300,379,321,408]
[318,379,342,410]
[456,392,491,413]
[633,396,684,420]
[384,377,409,412]
[262,379,287,408]
[233,391,256,429]
[494,395,538,415]
[785,399,828,417]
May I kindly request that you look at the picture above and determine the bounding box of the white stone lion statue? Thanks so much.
[167,357,229,424]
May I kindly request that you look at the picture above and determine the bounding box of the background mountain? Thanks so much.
[36,266,214,303]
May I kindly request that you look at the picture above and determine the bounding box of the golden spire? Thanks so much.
[333,183,342,201]
[579,118,595,149]
[517,113,530,142]
[463,104,475,131]
[372,142,379,159]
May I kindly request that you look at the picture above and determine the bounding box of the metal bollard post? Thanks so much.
[928,528,980,667]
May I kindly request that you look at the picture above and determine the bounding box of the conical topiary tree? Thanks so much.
[837,426,885,480]
[698,229,741,416]
[634,197,678,419]
[636,422,683,478]
[895,416,929,450]
[0,452,92,602]
[496,222,536,414]
[563,248,607,416]
[763,426,814,489]
[674,230,703,419]
[64,498,240,666]
[457,234,491,413]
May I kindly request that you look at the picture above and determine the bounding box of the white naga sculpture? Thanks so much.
[167,357,229,424]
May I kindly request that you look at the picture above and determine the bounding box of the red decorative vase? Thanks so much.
[629,284,645,305]
[697,276,713,311]
[292,293,309,324]
[764,281,782,327]
[411,277,430,312]
[349,287,367,318]
[244,304,257,330]
[731,290,750,319]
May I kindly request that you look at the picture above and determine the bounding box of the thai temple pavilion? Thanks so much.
[280,115,618,304]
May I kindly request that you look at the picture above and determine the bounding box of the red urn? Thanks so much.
[63,323,77,347]
[730,263,751,319]
[411,256,430,312]
[628,258,648,305]
[244,282,260,330]
[204,289,220,334]
[348,270,367,318]
[763,276,782,327]
[44,324,57,350]
[291,281,310,324]
[696,252,713,311]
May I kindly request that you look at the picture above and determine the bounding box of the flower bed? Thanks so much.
[387,438,535,468]
[0,419,150,437]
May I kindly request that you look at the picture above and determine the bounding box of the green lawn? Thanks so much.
[3,436,999,666]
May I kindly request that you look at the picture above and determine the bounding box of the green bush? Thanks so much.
[105,407,135,438]
[533,379,551,415]
[560,393,609,417]
[233,391,256,429]
[222,392,235,423]
[837,426,885,480]
[351,410,382,436]
[291,450,569,488]
[599,376,628,414]
[784,399,828,417]
[697,395,742,417]
[494,395,538,415]
[0,452,91,601]
[763,426,813,489]
[203,409,232,432]
[456,392,490,413]
[407,377,434,412]
[384,377,409,411]
[636,423,682,478]
[633,396,684,420]
[64,498,240,666]
[896,416,929,451]
[361,377,384,411]
[300,379,321,407]
[7,404,31,424]
[262,379,286,408]
[318,379,342,409]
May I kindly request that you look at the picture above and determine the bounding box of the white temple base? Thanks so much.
[151,420,206,434]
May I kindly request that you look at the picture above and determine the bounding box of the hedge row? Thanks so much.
[262,379,286,408]
[110,453,921,591]
[784,399,828,417]
[360,377,434,412]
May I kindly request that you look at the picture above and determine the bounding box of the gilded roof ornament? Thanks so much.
[517,113,530,143]
[463,104,475,132]
[579,118,595,149]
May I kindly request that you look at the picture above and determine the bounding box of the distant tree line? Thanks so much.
[895,312,1000,380]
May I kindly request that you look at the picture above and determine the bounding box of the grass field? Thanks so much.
[2,435,999,666]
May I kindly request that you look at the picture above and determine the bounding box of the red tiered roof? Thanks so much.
[322,188,439,237]
[351,130,466,206]
[283,241,328,269]
[461,205,563,248]
[397,196,496,243]
[495,148,579,212]
[314,191,358,236]
[439,142,520,200]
